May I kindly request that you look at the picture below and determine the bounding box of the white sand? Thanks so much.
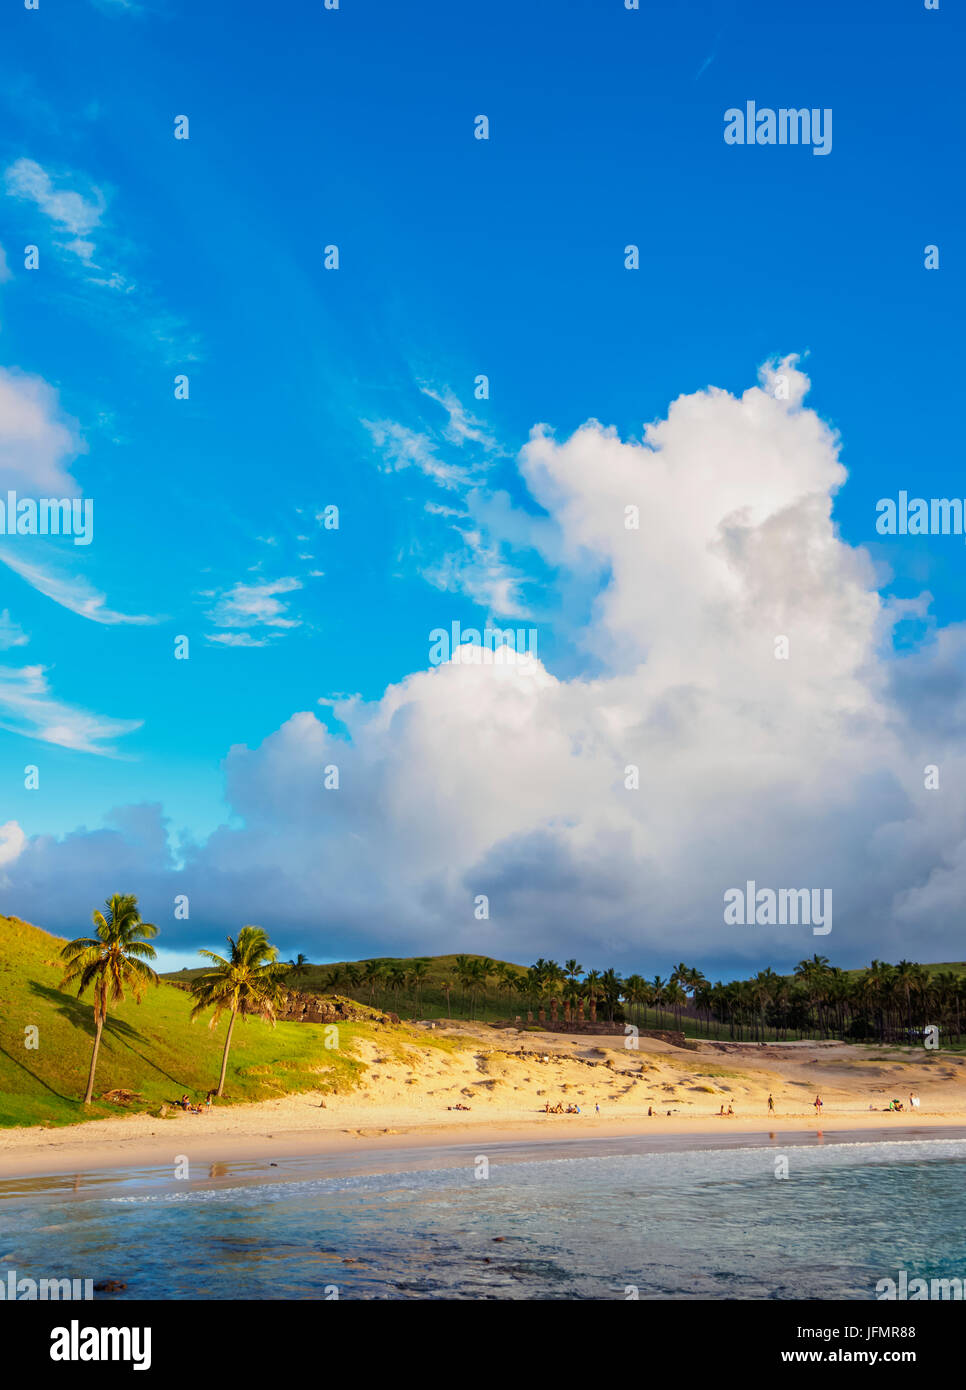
[2,1026,963,1180]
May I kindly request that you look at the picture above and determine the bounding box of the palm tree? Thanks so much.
[564,959,584,987]
[287,952,310,984]
[600,968,623,1022]
[454,955,474,1016]
[476,958,496,1016]
[665,979,687,1029]
[752,967,781,1041]
[892,960,923,1041]
[59,893,159,1105]
[362,959,385,1005]
[794,954,832,1036]
[934,971,960,1043]
[649,975,667,1028]
[466,959,490,1018]
[189,926,289,1097]
[623,974,647,1027]
[693,979,715,1037]
[408,959,430,1017]
[387,965,407,1011]
[494,963,520,1018]
[504,968,525,1017]
[542,960,566,1025]
[439,973,455,1018]
[584,970,603,1025]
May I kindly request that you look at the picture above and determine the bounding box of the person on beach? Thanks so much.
[910,1092,920,1110]
[595,1103,600,1115]
[767,1094,774,1113]
[813,1095,823,1115]
[204,1091,213,1114]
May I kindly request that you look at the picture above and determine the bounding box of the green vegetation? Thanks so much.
[58,893,159,1104]
[173,952,966,1048]
[189,926,290,1096]
[0,915,454,1130]
[168,952,526,1024]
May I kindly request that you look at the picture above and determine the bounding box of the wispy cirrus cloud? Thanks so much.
[367,384,526,616]
[0,551,159,626]
[419,384,502,454]
[205,576,303,646]
[4,156,135,291]
[207,632,272,649]
[3,158,199,360]
[0,663,141,755]
[4,158,108,269]
[421,528,530,617]
[363,418,474,490]
[0,609,28,648]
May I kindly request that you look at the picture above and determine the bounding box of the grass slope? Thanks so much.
[0,916,458,1130]
[164,952,527,1024]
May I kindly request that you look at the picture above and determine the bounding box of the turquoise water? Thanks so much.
[3,1138,966,1299]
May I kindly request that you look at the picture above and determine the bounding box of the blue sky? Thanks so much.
[1,0,963,978]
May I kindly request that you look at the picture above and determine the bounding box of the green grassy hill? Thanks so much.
[164,952,525,1024]
[0,916,456,1130]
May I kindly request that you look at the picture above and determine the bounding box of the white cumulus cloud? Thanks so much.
[7,358,966,975]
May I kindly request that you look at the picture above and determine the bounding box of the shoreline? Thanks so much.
[2,1101,964,1189]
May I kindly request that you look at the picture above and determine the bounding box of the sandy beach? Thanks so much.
[2,1025,964,1182]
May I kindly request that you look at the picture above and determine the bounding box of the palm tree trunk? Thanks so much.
[83,1013,105,1105]
[216,1008,237,1097]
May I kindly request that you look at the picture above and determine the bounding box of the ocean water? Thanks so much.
[3,1136,966,1300]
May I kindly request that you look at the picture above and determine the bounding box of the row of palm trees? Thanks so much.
[59,894,287,1105]
[329,954,966,1046]
[707,956,965,1045]
[323,955,699,1029]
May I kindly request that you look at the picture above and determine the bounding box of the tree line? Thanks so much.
[324,953,965,1046]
